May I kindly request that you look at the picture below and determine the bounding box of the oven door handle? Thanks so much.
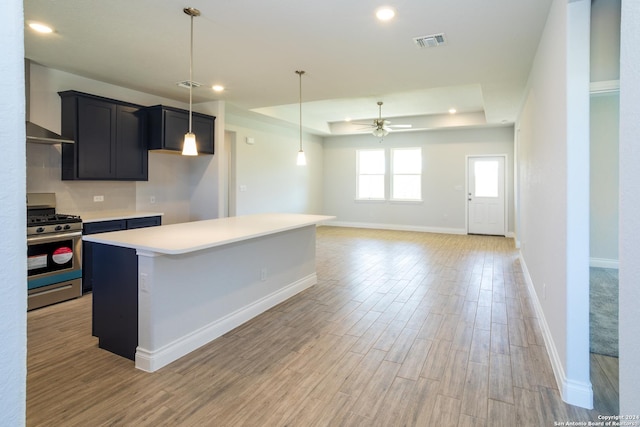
[27,231,83,244]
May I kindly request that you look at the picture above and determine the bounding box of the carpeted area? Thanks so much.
[590,267,619,357]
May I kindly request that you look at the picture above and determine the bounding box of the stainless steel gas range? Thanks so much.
[27,193,82,310]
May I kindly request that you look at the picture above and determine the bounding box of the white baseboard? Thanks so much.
[563,379,595,410]
[326,220,467,235]
[326,220,517,239]
[135,273,317,372]
[589,257,619,269]
[518,253,594,409]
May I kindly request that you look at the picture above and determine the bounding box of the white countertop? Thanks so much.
[82,213,335,255]
[81,210,164,223]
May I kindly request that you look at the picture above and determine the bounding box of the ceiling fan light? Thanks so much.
[372,128,388,138]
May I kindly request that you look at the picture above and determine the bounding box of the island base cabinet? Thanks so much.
[82,214,334,370]
[92,243,138,360]
[135,226,318,372]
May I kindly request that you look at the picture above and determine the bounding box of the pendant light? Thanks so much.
[182,7,200,156]
[295,70,307,166]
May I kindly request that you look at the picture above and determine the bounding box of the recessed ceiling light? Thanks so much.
[345,117,352,122]
[28,22,54,34]
[449,108,457,114]
[376,7,396,21]
[212,85,224,92]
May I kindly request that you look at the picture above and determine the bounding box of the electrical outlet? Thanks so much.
[150,195,156,204]
[93,195,104,202]
[140,273,149,292]
[260,268,267,281]
[543,283,546,300]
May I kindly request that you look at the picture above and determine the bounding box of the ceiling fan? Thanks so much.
[354,101,412,139]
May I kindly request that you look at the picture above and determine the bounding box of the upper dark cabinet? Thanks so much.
[59,91,148,181]
[144,105,215,155]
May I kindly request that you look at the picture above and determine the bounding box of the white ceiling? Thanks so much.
[24,0,553,135]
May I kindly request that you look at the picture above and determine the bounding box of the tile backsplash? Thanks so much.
[27,143,137,214]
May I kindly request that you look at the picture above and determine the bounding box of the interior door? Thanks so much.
[468,156,506,235]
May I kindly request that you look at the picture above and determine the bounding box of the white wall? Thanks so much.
[516,0,592,408]
[323,127,515,234]
[225,110,324,216]
[0,0,26,424]
[590,93,619,265]
[182,100,225,221]
[619,0,640,415]
[27,63,222,225]
[589,0,621,269]
[591,0,621,82]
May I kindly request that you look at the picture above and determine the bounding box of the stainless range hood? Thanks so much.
[26,120,74,144]
[25,59,74,145]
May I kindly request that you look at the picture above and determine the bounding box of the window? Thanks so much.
[391,148,422,200]
[356,149,385,199]
[473,160,499,197]
[356,148,422,201]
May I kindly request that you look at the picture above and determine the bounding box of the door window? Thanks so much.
[474,160,499,198]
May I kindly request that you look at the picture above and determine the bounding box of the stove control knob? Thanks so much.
[55,225,63,231]
[63,224,71,230]
[36,227,45,233]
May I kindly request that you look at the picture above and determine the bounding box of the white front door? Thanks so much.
[467,156,506,236]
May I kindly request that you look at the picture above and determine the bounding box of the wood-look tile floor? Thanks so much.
[27,226,618,426]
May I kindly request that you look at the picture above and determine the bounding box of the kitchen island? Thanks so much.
[83,213,334,372]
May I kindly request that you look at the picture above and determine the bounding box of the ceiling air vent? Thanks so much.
[176,80,202,89]
[413,33,446,48]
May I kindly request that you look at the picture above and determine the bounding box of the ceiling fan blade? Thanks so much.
[348,101,410,137]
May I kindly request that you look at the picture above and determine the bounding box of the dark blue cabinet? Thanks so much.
[144,105,215,155]
[92,243,138,360]
[83,216,161,294]
[59,91,148,181]
[86,215,161,354]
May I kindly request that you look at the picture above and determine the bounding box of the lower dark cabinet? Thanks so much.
[126,216,162,229]
[92,243,138,360]
[83,216,161,293]
[144,105,215,155]
[84,215,161,341]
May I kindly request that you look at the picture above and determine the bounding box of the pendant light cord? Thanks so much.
[296,70,305,151]
[188,13,194,134]
[299,72,302,151]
